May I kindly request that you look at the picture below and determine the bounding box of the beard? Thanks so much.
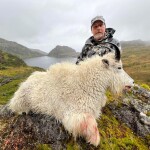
[94,33,105,41]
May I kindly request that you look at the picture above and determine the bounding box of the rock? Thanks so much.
[108,85,150,138]
[132,84,150,102]
[140,112,150,126]
[0,105,15,118]
[48,45,78,58]
[0,77,13,86]
[0,112,70,150]
[0,111,97,150]
[108,102,150,138]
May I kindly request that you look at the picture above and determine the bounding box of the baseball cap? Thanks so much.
[91,16,105,27]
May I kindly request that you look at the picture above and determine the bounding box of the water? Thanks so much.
[24,56,77,69]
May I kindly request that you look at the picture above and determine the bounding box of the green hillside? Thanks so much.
[0,50,26,69]
[122,45,150,86]
[0,50,44,104]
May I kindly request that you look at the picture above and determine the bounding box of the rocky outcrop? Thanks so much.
[0,110,94,150]
[48,45,79,58]
[0,112,69,150]
[108,84,150,139]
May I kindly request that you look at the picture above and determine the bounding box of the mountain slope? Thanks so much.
[30,48,48,55]
[0,50,26,68]
[121,40,150,86]
[0,38,46,59]
[121,40,150,48]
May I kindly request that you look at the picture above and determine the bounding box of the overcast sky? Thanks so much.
[0,0,150,52]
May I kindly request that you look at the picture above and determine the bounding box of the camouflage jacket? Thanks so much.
[76,28,121,64]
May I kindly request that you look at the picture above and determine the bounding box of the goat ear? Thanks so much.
[102,59,109,68]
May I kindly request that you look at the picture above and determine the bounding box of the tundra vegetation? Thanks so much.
[0,48,150,149]
[122,45,150,87]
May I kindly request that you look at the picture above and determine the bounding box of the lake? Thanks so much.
[24,56,77,69]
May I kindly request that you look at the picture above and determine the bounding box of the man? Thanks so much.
[76,16,121,64]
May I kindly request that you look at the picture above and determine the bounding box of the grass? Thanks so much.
[36,144,52,150]
[0,66,44,105]
[122,46,150,86]
[0,50,26,68]
[98,108,149,150]
[0,49,45,104]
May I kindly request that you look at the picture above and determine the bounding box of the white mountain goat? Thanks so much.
[7,48,134,146]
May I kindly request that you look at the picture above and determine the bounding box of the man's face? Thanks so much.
[91,20,106,41]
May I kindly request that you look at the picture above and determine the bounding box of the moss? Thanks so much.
[140,83,150,91]
[100,137,148,150]
[67,142,80,150]
[0,50,26,67]
[145,134,150,146]
[0,66,36,76]
[106,90,113,101]
[97,107,149,150]
[0,79,23,104]
[146,112,150,117]
[36,144,52,150]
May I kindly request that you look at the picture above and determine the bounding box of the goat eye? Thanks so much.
[118,67,122,69]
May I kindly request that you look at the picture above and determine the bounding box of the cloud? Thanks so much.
[0,0,149,52]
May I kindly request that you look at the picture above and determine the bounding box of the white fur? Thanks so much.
[8,53,134,146]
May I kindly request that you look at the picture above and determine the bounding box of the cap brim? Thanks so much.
[91,19,105,27]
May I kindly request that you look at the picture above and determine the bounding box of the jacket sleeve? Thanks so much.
[76,45,91,64]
